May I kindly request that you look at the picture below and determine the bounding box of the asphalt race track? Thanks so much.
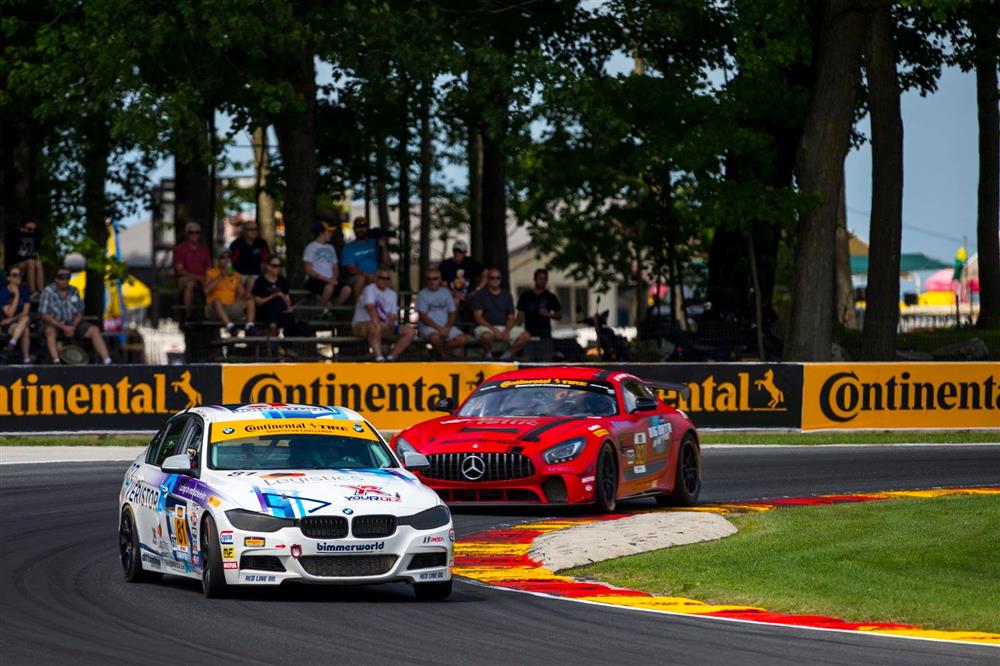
[2,445,998,665]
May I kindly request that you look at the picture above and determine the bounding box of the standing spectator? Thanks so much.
[39,267,112,365]
[517,268,562,360]
[173,222,211,318]
[303,223,350,309]
[341,217,384,301]
[416,268,466,359]
[470,268,529,360]
[228,221,270,288]
[439,239,485,309]
[351,268,416,362]
[4,217,43,294]
[205,250,256,334]
[252,257,296,335]
[1,267,32,364]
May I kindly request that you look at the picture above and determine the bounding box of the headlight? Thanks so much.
[543,437,587,465]
[225,509,296,532]
[398,505,451,530]
[395,435,417,457]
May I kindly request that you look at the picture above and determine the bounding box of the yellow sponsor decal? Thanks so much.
[222,546,235,560]
[498,378,589,388]
[210,419,377,442]
[803,363,1000,430]
[244,537,266,547]
[221,362,516,430]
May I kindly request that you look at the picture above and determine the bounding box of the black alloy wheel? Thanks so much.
[120,508,159,583]
[201,515,229,598]
[657,433,701,507]
[594,444,618,513]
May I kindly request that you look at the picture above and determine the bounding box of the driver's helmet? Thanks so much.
[583,393,614,416]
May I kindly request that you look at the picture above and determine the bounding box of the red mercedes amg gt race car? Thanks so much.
[390,366,701,511]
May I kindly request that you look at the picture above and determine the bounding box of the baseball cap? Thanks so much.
[453,239,469,253]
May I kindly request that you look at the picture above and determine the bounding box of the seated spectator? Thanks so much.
[205,250,256,335]
[39,267,112,365]
[173,222,211,318]
[440,239,485,314]
[303,223,350,310]
[4,217,44,294]
[351,268,416,362]
[416,268,466,359]
[517,268,562,360]
[341,217,384,302]
[228,221,270,288]
[1,267,32,364]
[252,258,296,335]
[470,268,529,360]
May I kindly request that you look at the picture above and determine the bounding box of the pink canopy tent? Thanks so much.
[924,268,979,293]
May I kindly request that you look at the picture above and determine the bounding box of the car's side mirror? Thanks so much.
[633,396,659,412]
[162,454,194,475]
[403,451,430,471]
[431,397,455,413]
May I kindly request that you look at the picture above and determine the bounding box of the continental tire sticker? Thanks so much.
[210,419,378,442]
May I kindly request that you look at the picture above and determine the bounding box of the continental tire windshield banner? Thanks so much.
[220,362,516,431]
[616,363,804,429]
[802,362,1000,430]
[0,365,221,432]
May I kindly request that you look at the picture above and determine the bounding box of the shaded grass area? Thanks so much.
[699,430,1000,445]
[570,495,1000,633]
[837,327,1000,360]
[0,435,151,446]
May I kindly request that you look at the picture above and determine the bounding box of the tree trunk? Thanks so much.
[82,114,111,322]
[173,110,213,250]
[398,106,413,293]
[860,5,903,359]
[273,46,317,285]
[481,129,508,283]
[375,140,391,230]
[252,126,276,247]
[973,13,1000,329]
[835,176,856,329]
[419,77,433,280]
[786,0,873,361]
[468,125,484,260]
[0,117,48,240]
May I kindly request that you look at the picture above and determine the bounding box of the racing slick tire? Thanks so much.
[594,443,619,513]
[414,579,453,600]
[119,507,161,583]
[201,515,230,599]
[656,433,701,507]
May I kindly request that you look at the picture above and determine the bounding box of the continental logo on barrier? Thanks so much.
[0,370,205,417]
[803,363,1000,430]
[655,368,787,413]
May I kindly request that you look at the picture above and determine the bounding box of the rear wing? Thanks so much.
[644,382,691,403]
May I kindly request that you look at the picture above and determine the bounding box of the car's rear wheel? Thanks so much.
[657,433,701,507]
[414,579,453,600]
[201,515,229,598]
[594,443,618,513]
[119,508,160,583]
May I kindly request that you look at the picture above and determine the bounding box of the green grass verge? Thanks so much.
[570,495,1000,633]
[699,430,1000,445]
[0,435,151,447]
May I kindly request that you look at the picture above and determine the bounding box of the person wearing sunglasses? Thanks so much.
[1,267,32,364]
[228,220,270,289]
[173,221,211,319]
[341,216,384,303]
[416,268,466,359]
[39,267,112,365]
[204,250,256,335]
[470,268,530,360]
[3,217,44,294]
[351,268,415,362]
[251,258,297,335]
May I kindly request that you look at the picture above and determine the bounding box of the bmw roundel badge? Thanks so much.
[223,427,234,434]
[353,423,364,433]
[343,508,354,515]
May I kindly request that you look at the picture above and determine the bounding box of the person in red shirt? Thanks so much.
[173,221,211,319]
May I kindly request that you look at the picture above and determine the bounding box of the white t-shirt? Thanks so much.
[303,241,338,280]
[352,283,398,325]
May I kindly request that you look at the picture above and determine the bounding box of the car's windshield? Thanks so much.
[458,379,618,417]
[208,419,396,470]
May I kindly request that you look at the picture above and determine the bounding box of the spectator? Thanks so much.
[517,268,562,355]
[4,217,43,294]
[439,239,485,308]
[39,267,112,365]
[173,222,211,318]
[228,221,270,288]
[1,267,32,364]
[470,268,529,360]
[416,268,466,359]
[303,222,350,309]
[351,267,416,362]
[205,250,256,335]
[341,217,384,302]
[252,257,296,335]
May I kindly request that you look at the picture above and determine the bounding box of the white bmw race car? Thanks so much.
[117,403,454,599]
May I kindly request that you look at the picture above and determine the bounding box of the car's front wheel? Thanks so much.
[414,579,453,600]
[201,515,229,598]
[119,507,160,583]
[657,433,701,507]
[594,443,618,513]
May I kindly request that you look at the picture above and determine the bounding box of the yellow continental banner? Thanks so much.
[802,362,1000,430]
[221,362,516,430]
[209,418,377,442]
